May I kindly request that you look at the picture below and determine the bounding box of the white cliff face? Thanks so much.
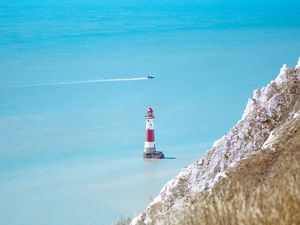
[131,59,300,225]
[296,57,300,69]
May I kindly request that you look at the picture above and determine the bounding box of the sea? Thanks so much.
[0,0,300,224]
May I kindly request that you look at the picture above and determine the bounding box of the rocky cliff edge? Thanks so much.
[131,58,300,225]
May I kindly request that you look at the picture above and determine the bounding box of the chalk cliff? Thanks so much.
[131,58,300,225]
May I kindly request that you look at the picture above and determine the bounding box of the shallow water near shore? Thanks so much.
[1,0,300,224]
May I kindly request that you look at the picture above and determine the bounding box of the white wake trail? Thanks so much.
[1,77,148,88]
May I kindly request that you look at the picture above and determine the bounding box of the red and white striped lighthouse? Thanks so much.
[143,107,164,159]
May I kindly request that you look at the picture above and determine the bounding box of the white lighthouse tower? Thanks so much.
[143,107,164,159]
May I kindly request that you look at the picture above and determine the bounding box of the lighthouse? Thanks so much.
[143,107,164,159]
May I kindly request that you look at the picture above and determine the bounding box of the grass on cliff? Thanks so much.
[115,152,300,225]
[118,116,300,225]
[170,150,300,225]
[185,169,299,225]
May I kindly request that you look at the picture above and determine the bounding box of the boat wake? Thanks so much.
[0,77,148,88]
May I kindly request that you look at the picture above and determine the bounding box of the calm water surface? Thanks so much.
[0,0,300,224]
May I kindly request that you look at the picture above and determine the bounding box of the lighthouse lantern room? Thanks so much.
[143,107,164,159]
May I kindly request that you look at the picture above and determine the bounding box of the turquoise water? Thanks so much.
[1,1,300,224]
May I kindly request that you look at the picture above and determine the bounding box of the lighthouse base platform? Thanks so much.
[143,151,165,159]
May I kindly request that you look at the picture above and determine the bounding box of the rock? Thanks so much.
[130,58,300,225]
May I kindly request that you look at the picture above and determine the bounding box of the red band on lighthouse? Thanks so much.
[145,130,154,142]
